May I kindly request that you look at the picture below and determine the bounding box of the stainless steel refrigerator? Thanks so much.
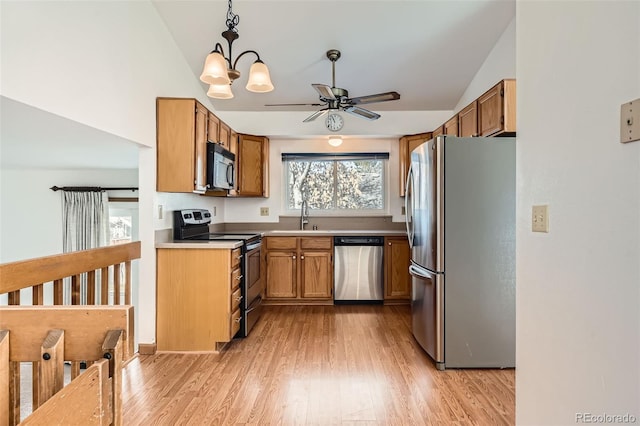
[405,135,515,370]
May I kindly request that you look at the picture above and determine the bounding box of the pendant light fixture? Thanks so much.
[200,0,274,99]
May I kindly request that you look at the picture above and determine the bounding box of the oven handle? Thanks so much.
[245,296,262,313]
[245,240,262,251]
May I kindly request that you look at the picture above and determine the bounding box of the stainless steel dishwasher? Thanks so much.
[334,236,384,303]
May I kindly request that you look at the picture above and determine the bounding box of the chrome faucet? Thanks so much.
[300,200,309,230]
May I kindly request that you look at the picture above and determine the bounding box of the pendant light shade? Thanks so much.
[246,60,274,93]
[207,83,234,99]
[200,52,231,85]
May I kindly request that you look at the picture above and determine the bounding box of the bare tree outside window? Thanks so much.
[285,157,385,213]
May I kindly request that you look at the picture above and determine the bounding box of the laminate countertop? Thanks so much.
[155,230,407,249]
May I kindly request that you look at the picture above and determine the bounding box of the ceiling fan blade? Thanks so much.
[343,106,381,121]
[265,103,324,107]
[303,109,328,123]
[312,84,336,100]
[348,91,400,105]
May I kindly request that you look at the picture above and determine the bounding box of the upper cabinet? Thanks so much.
[157,98,269,198]
[156,98,208,194]
[399,132,432,197]
[219,120,231,150]
[235,134,269,197]
[397,79,516,197]
[477,79,516,136]
[458,100,478,137]
[444,115,459,136]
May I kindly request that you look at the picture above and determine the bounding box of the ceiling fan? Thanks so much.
[266,49,400,129]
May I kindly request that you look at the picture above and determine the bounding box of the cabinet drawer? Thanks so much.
[266,237,297,250]
[231,248,242,269]
[231,267,242,291]
[231,287,242,311]
[231,308,242,337]
[300,237,332,250]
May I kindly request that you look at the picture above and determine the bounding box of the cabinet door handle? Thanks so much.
[292,255,296,260]
[235,295,243,302]
[236,255,243,260]
[236,275,243,281]
[235,317,241,323]
[388,242,391,246]
[300,255,305,260]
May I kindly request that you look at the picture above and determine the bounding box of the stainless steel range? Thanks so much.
[173,209,263,338]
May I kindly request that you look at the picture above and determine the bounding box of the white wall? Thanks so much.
[454,17,516,113]
[516,2,640,424]
[0,1,216,346]
[223,137,406,223]
[0,168,138,263]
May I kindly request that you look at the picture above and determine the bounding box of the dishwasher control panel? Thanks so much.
[333,236,384,246]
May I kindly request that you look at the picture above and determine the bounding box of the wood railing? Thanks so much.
[0,242,140,424]
[0,241,140,307]
[0,306,134,425]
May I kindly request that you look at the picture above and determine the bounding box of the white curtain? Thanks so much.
[62,191,109,304]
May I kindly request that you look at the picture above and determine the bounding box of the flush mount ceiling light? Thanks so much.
[200,0,274,99]
[328,136,343,147]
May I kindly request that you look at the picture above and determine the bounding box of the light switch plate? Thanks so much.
[260,207,269,216]
[532,205,549,233]
[620,98,640,143]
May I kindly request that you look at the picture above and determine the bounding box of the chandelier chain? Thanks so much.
[226,0,239,33]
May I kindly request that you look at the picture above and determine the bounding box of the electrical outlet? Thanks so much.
[532,205,549,233]
[213,206,217,216]
[260,207,269,216]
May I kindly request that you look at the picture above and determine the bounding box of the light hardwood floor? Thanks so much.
[122,305,515,425]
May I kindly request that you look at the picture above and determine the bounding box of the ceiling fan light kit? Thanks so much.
[328,136,343,147]
[267,49,400,128]
[200,0,274,99]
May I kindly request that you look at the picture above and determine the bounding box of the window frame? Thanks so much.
[281,153,390,217]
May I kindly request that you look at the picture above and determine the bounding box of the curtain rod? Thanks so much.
[50,186,138,192]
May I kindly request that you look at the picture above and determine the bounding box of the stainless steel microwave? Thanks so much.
[207,142,235,190]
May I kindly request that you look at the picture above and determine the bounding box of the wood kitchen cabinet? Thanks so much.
[384,236,411,302]
[157,98,209,193]
[156,247,242,351]
[444,115,459,136]
[234,133,269,197]
[219,120,231,150]
[264,236,333,302]
[399,132,432,197]
[207,111,220,145]
[477,79,516,136]
[458,100,478,137]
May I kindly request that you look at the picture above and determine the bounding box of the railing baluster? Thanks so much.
[9,362,20,426]
[71,361,81,380]
[71,275,80,305]
[32,284,44,305]
[114,264,121,305]
[32,284,44,411]
[102,330,124,426]
[124,260,132,305]
[38,330,65,406]
[101,267,109,305]
[1,330,11,426]
[53,279,63,305]
[87,270,96,305]
[8,291,19,306]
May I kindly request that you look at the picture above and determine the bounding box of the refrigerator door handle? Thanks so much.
[405,164,415,249]
[409,263,432,279]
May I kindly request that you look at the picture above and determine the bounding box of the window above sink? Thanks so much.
[282,152,389,216]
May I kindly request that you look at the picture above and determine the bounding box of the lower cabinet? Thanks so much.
[156,247,241,351]
[264,236,333,302]
[384,236,411,301]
